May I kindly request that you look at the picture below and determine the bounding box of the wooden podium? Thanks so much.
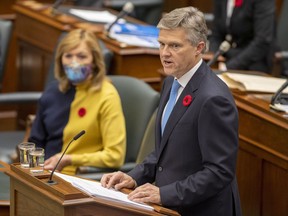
[233,92,288,216]
[5,163,179,216]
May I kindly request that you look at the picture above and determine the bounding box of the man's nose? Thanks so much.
[161,46,171,56]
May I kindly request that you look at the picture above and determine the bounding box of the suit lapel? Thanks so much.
[157,62,208,158]
[223,0,228,20]
[155,77,172,148]
[231,0,245,22]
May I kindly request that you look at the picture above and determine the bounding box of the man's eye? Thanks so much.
[171,44,180,49]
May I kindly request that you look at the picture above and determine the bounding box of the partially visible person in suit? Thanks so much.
[101,6,241,216]
[209,0,275,73]
[29,29,126,175]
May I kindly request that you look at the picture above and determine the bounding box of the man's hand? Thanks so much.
[128,183,161,205]
[218,62,227,71]
[101,171,136,190]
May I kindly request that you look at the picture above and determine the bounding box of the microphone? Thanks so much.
[270,79,288,106]
[207,40,231,67]
[106,2,134,35]
[51,0,65,16]
[47,130,86,185]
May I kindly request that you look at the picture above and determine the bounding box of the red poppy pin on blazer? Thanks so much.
[78,107,86,117]
[235,0,243,7]
[183,95,193,106]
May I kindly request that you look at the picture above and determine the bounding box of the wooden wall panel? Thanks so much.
[0,0,16,15]
[237,147,262,216]
[262,162,288,216]
[163,0,213,13]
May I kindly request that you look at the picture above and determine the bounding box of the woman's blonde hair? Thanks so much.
[54,29,106,92]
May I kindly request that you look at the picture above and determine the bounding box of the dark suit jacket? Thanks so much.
[209,0,275,73]
[129,62,241,216]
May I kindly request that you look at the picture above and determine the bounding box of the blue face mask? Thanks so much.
[63,63,92,84]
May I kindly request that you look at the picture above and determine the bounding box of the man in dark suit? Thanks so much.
[209,0,275,73]
[101,6,241,216]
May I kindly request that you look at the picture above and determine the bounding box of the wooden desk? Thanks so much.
[9,1,216,93]
[233,92,288,216]
[0,161,10,216]
[5,164,179,216]
[10,1,162,93]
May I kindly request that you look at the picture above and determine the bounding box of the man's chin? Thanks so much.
[163,68,175,76]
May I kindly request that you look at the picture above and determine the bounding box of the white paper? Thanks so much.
[54,172,154,211]
[69,9,119,23]
[219,73,288,93]
[270,103,288,113]
[109,33,159,48]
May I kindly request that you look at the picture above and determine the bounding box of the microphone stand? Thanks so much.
[270,79,288,106]
[105,2,134,37]
[106,10,126,34]
[51,0,65,16]
[47,130,85,185]
[207,40,231,67]
[207,50,224,67]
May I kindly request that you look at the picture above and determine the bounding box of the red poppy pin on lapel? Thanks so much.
[183,95,192,106]
[235,0,243,7]
[78,107,86,117]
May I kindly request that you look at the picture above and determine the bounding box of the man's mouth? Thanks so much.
[163,60,173,67]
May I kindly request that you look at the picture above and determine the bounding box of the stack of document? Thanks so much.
[55,172,154,211]
[69,8,159,48]
[109,23,160,48]
[69,9,122,23]
[218,72,288,93]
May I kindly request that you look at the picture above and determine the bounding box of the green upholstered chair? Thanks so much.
[0,18,13,91]
[136,108,157,164]
[76,75,160,180]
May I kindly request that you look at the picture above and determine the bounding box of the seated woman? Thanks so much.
[29,29,126,175]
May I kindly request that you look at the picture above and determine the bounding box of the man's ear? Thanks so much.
[196,41,205,55]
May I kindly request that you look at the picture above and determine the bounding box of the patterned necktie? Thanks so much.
[161,79,181,134]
